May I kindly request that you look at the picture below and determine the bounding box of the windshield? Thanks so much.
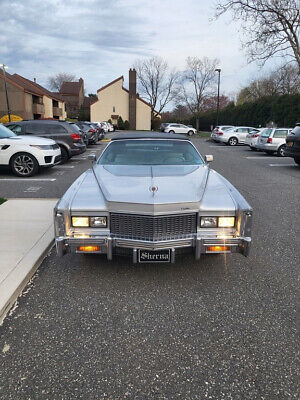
[0,124,16,138]
[98,139,203,165]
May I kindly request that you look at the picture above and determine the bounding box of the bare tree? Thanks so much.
[181,57,219,130]
[47,72,76,91]
[215,0,300,71]
[133,57,179,119]
[237,64,300,104]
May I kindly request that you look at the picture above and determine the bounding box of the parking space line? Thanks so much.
[0,178,56,182]
[245,156,275,159]
[269,163,295,167]
[56,165,75,169]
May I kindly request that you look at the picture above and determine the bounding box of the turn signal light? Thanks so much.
[77,246,100,252]
[207,246,230,252]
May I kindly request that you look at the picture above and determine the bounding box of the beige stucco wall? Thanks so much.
[91,78,129,123]
[24,93,34,119]
[59,101,67,120]
[0,78,25,119]
[91,78,151,130]
[136,99,151,130]
[43,95,53,118]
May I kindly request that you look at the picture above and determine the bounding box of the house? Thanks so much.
[0,70,66,120]
[58,78,84,118]
[91,69,152,130]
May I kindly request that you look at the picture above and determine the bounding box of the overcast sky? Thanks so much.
[0,0,276,104]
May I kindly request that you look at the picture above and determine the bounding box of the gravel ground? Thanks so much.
[0,134,299,399]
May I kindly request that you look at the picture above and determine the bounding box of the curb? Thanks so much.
[0,223,54,325]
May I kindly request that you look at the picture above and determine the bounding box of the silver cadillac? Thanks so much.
[54,133,252,263]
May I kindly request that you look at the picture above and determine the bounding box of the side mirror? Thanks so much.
[88,154,97,162]
[205,155,213,163]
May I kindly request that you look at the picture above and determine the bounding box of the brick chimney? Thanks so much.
[129,69,136,130]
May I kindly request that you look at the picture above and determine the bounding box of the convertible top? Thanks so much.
[111,132,191,141]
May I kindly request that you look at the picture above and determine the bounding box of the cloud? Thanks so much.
[0,0,275,99]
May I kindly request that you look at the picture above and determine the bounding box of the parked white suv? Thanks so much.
[217,126,257,146]
[256,127,293,156]
[0,124,61,177]
[164,123,196,136]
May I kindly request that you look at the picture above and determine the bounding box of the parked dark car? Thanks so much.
[285,123,300,165]
[5,120,86,163]
[90,122,105,140]
[76,122,98,144]
[160,123,170,132]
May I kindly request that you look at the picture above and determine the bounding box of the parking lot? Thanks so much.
[0,133,299,399]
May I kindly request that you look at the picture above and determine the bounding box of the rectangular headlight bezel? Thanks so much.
[71,216,107,228]
[90,216,107,228]
[200,216,236,228]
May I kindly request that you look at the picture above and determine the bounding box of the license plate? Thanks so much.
[287,142,294,147]
[138,249,171,263]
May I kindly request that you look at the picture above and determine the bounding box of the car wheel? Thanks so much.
[59,146,69,164]
[188,130,194,136]
[10,152,39,177]
[294,157,300,165]
[169,130,175,134]
[228,137,238,146]
[277,145,286,157]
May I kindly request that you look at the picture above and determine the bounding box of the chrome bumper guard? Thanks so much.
[55,235,251,261]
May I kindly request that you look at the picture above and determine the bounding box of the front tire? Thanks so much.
[277,145,286,157]
[228,137,238,146]
[169,130,175,134]
[10,152,39,177]
[187,130,194,136]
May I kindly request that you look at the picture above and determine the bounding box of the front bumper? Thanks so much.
[55,234,252,262]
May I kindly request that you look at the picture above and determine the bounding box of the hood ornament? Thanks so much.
[149,185,158,196]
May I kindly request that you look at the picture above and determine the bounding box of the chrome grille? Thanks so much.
[110,213,197,241]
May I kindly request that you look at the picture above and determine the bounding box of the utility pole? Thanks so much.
[215,68,221,127]
[1,64,11,122]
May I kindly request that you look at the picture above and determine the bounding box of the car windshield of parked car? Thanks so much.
[260,128,273,137]
[98,140,203,165]
[0,124,16,138]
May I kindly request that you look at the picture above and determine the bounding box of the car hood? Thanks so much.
[93,164,209,204]
[8,135,56,145]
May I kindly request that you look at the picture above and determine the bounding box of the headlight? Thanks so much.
[30,145,53,150]
[218,217,235,228]
[71,216,107,228]
[72,217,89,227]
[200,216,235,228]
[200,217,217,228]
[90,216,107,228]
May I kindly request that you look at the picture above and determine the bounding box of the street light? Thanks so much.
[215,68,221,127]
[0,63,11,122]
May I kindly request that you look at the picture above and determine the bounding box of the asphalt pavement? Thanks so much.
[0,133,299,399]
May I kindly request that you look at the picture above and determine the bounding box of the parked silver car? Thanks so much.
[54,133,252,263]
[211,126,234,141]
[244,128,264,150]
[164,123,197,136]
[217,126,257,146]
[256,128,293,156]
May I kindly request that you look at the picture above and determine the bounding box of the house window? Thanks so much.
[113,106,115,112]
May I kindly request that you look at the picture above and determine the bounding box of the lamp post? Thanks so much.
[0,64,11,122]
[215,68,221,127]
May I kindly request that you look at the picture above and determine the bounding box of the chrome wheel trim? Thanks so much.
[14,155,34,176]
[229,138,237,145]
[279,146,285,157]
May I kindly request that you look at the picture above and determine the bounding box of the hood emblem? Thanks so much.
[149,185,158,196]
